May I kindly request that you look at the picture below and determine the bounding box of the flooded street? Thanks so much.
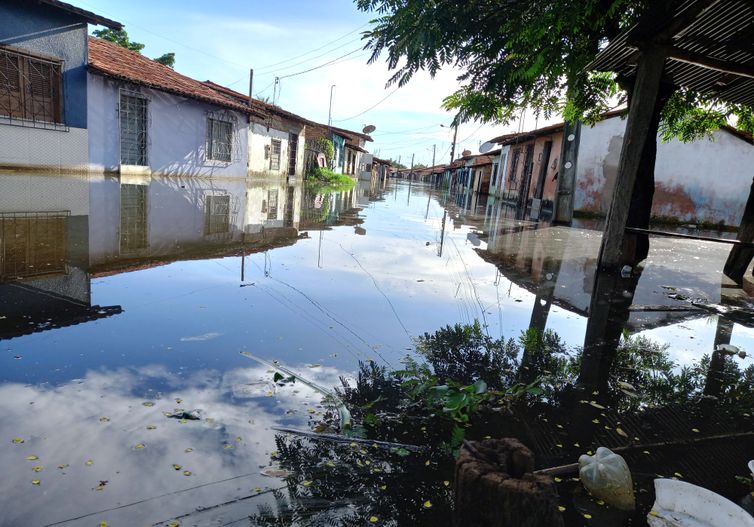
[2,174,754,526]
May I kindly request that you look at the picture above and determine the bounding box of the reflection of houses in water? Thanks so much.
[0,175,122,340]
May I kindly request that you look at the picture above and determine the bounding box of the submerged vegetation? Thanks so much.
[306,167,355,191]
[250,322,754,525]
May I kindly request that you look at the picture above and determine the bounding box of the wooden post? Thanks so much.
[454,438,563,527]
[723,177,754,283]
[597,45,667,271]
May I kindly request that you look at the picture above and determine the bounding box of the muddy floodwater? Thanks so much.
[1,173,754,526]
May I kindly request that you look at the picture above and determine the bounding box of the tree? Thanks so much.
[154,52,175,69]
[355,0,753,264]
[92,28,144,53]
[93,27,176,69]
[387,158,406,169]
[412,162,427,170]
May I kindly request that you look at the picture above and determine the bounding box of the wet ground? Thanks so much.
[1,174,753,526]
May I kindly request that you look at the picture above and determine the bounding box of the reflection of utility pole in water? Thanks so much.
[425,186,432,220]
[518,230,566,384]
[438,210,447,257]
[407,153,414,206]
[318,230,323,269]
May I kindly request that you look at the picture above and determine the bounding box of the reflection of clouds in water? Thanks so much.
[0,363,344,526]
[180,332,223,342]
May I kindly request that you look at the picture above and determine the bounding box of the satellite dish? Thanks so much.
[362,124,376,134]
[479,141,495,154]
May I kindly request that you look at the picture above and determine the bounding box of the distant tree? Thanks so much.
[92,28,144,53]
[93,27,176,68]
[387,158,406,169]
[412,163,427,169]
[154,52,175,69]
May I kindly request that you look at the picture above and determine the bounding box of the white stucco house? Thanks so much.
[87,37,253,178]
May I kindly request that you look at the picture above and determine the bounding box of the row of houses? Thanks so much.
[413,111,754,227]
[0,0,380,179]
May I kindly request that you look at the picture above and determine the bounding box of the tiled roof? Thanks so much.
[88,37,252,113]
[202,81,311,125]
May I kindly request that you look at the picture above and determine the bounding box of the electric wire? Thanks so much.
[332,86,401,122]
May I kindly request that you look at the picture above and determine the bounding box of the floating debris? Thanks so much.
[165,409,201,420]
[11,437,24,444]
[142,402,155,407]
[25,455,39,461]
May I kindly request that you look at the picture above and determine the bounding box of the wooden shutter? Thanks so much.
[0,50,23,119]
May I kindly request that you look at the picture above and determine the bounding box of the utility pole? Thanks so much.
[432,144,436,167]
[327,85,336,131]
[248,68,254,107]
[449,123,458,164]
[408,152,414,204]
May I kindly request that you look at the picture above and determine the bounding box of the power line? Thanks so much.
[373,122,443,135]
[333,86,400,122]
[277,48,364,80]
[255,23,369,71]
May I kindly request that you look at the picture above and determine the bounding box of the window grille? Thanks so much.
[204,195,230,235]
[0,212,67,280]
[206,118,233,162]
[270,139,281,170]
[0,47,62,124]
[120,184,148,252]
[119,93,148,166]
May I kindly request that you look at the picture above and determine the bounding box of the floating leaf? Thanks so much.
[31,479,40,485]
[57,464,69,470]
[184,448,193,453]
[175,398,182,404]
[558,506,566,512]
[588,401,605,410]
[223,444,233,450]
[11,438,24,444]
[99,417,110,423]
[32,465,43,472]
[443,480,450,487]
[423,500,432,509]
[616,428,628,438]
[146,425,156,430]
[583,513,592,519]
[369,516,379,523]
[691,428,700,433]
[134,443,145,450]
[172,464,182,471]
[235,436,242,442]
[142,402,155,407]
[99,522,108,527]
[183,471,192,476]
[85,459,94,466]
[25,455,39,461]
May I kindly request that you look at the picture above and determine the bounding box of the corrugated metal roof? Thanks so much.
[590,0,754,106]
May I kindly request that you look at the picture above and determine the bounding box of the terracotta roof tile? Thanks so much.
[88,37,251,113]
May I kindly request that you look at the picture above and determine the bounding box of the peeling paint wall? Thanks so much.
[575,115,754,226]
[247,116,305,178]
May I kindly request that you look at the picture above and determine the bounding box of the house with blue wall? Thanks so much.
[0,0,120,171]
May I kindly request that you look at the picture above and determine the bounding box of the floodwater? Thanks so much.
[1,173,753,526]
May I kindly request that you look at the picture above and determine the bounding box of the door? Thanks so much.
[119,93,148,166]
[517,144,535,218]
[288,133,298,176]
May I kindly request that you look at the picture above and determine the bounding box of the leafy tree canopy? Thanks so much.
[154,52,175,69]
[93,28,176,69]
[356,0,754,141]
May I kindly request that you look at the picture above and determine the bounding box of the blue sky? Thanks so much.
[73,0,554,166]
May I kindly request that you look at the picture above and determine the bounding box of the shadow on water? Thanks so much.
[1,174,753,526]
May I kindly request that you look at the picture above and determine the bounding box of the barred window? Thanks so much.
[206,118,233,162]
[266,189,278,220]
[204,194,230,235]
[270,139,281,171]
[0,47,62,123]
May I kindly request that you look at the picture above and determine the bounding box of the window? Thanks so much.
[206,118,233,162]
[204,195,230,235]
[266,189,279,220]
[120,184,148,252]
[0,47,62,123]
[0,212,67,280]
[120,93,148,166]
[270,139,281,170]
